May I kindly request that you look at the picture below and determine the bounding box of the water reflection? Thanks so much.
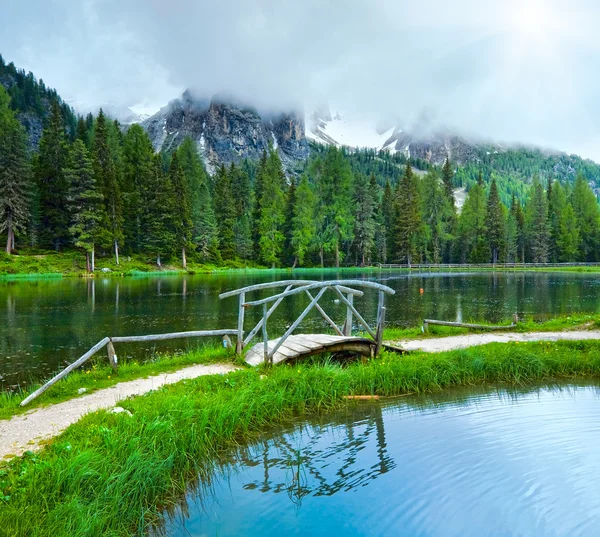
[3,270,600,387]
[160,384,600,537]
[236,403,394,504]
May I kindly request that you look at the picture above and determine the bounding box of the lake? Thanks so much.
[160,383,600,537]
[2,270,600,388]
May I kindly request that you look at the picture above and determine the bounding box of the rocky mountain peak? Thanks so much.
[141,91,308,174]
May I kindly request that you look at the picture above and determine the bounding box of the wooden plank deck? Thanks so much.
[244,333,376,366]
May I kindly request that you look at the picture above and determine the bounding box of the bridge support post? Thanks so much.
[236,292,245,355]
[375,306,386,357]
[262,303,269,365]
[343,293,353,336]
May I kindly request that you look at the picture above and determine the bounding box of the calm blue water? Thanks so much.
[161,385,600,537]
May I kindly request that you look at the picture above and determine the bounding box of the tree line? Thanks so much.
[2,84,600,269]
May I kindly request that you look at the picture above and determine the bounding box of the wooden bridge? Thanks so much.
[219,279,396,366]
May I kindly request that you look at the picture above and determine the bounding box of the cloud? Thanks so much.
[2,0,600,158]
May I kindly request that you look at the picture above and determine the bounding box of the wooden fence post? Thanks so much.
[236,292,245,355]
[344,293,353,336]
[106,338,118,372]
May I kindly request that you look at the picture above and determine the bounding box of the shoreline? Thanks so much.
[2,339,600,535]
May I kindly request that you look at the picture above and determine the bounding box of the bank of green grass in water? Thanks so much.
[1,339,600,536]
[0,345,235,420]
[2,313,599,420]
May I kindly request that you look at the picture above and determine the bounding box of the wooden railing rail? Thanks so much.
[20,329,237,407]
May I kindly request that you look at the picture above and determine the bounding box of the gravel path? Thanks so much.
[0,363,238,460]
[394,330,600,353]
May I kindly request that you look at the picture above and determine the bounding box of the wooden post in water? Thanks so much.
[344,293,353,336]
[236,292,245,355]
[106,338,118,372]
[262,303,269,365]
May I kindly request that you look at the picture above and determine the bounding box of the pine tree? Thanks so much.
[511,196,526,263]
[282,178,297,266]
[36,100,69,250]
[456,172,488,262]
[142,154,175,266]
[485,178,505,263]
[442,157,454,201]
[353,173,378,265]
[169,152,192,268]
[548,180,567,262]
[290,175,316,267]
[504,203,518,262]
[229,163,254,261]
[93,110,123,264]
[525,178,550,262]
[65,140,103,272]
[0,87,31,254]
[556,203,580,261]
[570,173,600,261]
[313,146,354,267]
[393,161,422,265]
[378,179,394,263]
[421,171,447,263]
[257,150,286,266]
[121,124,154,252]
[213,165,237,260]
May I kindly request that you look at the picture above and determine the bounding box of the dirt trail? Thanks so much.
[394,330,600,353]
[0,363,238,460]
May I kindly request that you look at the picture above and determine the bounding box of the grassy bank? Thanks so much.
[2,313,599,420]
[0,345,235,420]
[1,340,600,536]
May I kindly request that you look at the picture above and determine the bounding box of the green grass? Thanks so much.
[1,339,600,536]
[0,345,236,421]
[382,313,600,341]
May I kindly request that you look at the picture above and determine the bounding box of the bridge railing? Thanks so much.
[220,280,395,363]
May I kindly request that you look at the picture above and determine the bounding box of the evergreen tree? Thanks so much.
[393,161,422,265]
[421,170,447,263]
[229,163,254,261]
[169,152,192,268]
[257,150,286,266]
[36,100,69,250]
[504,202,518,262]
[511,196,526,263]
[213,165,237,260]
[142,154,175,266]
[485,178,505,263]
[525,178,550,262]
[353,173,378,265]
[282,178,297,266]
[65,140,103,272]
[378,179,394,263]
[290,175,316,267]
[0,87,31,254]
[93,110,123,264]
[121,124,154,252]
[548,181,567,262]
[441,157,455,201]
[556,203,580,261]
[456,172,488,262]
[313,146,354,267]
[570,174,600,261]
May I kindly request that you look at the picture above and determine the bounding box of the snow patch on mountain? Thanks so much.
[306,108,398,152]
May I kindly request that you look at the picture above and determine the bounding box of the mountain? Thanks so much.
[306,104,503,166]
[67,99,158,125]
[141,91,309,173]
[0,54,77,148]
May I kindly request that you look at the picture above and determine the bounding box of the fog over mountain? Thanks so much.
[2,0,600,159]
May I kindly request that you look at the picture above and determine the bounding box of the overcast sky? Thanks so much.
[2,0,600,159]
